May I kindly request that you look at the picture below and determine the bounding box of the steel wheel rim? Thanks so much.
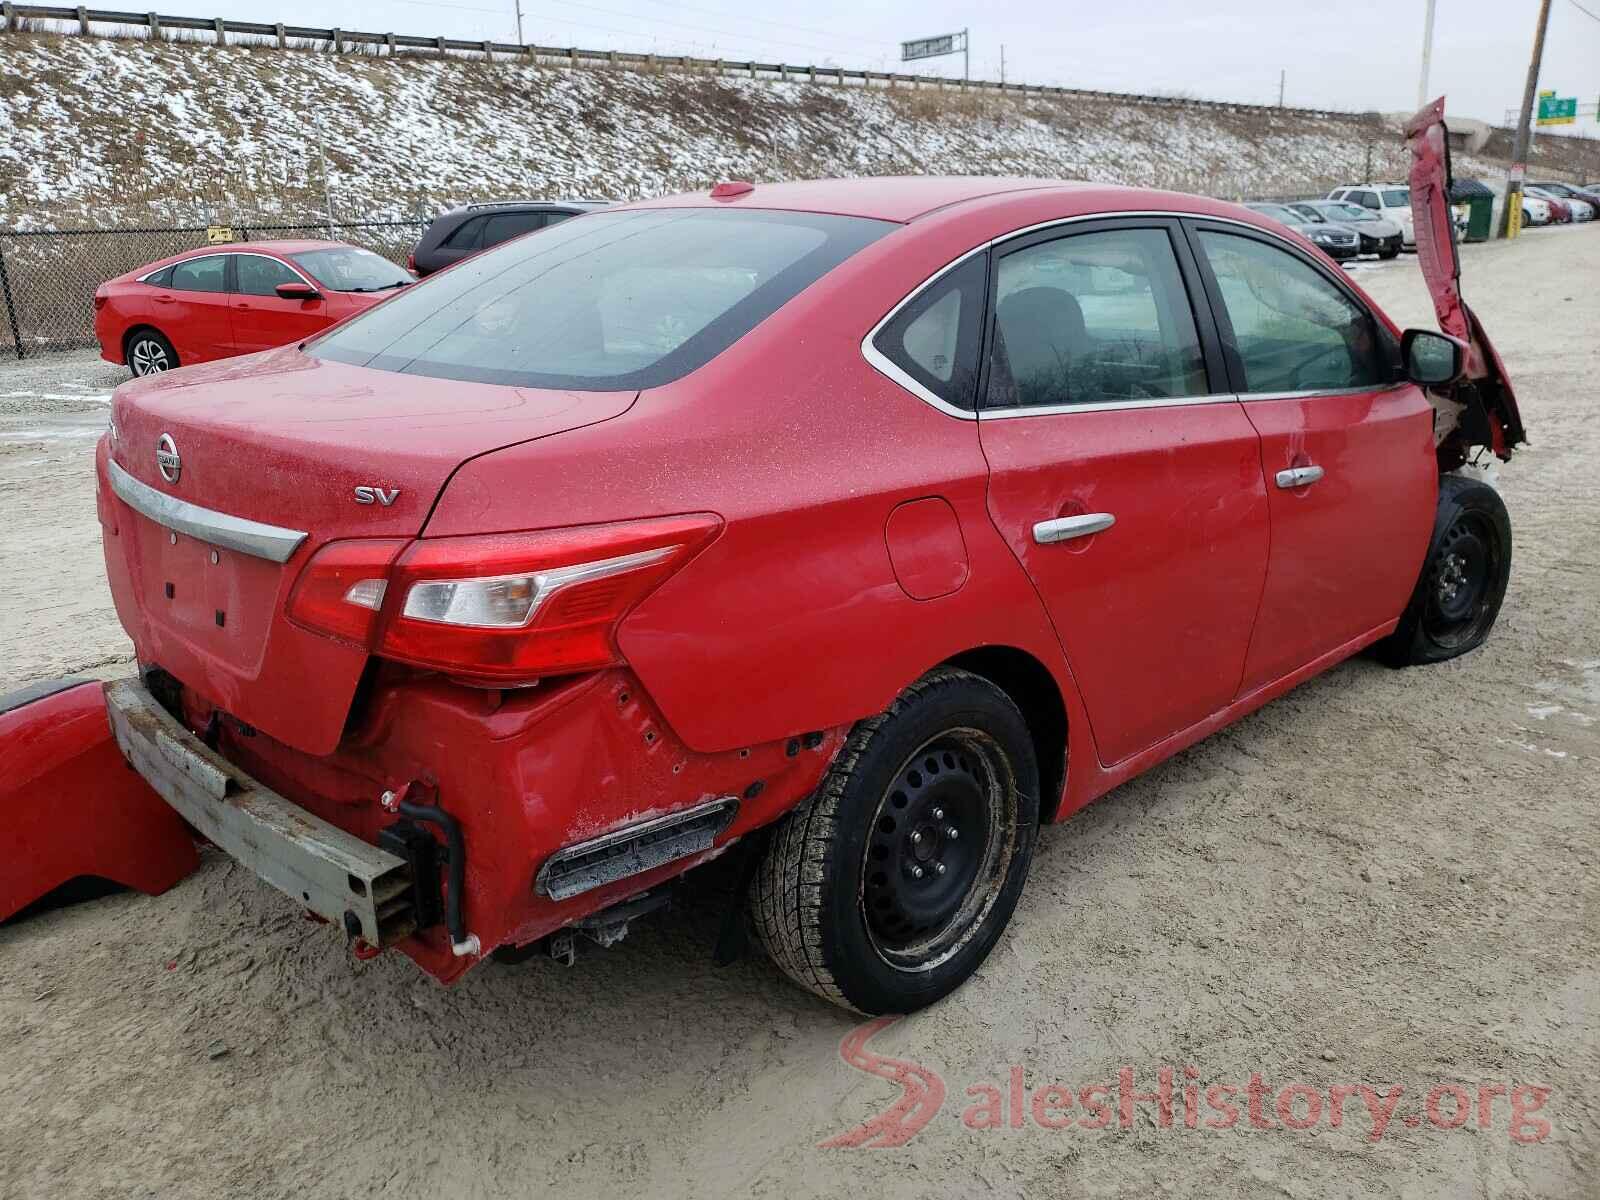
[131,339,169,375]
[1422,512,1501,650]
[859,728,1019,974]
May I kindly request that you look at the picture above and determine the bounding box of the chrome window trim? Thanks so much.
[859,244,989,420]
[979,393,1238,420]
[861,209,1382,422]
[147,253,229,292]
[107,458,308,563]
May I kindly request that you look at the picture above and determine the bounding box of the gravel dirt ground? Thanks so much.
[0,229,1596,1200]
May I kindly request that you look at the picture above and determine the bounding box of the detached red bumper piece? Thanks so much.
[0,678,198,923]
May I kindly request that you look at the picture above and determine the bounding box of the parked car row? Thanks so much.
[1522,181,1599,225]
[96,199,615,375]
[1244,181,1416,264]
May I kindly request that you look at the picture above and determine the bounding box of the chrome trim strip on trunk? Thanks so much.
[106,458,308,563]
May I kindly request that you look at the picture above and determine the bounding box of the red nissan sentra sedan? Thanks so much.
[94,240,414,377]
[95,114,1523,1014]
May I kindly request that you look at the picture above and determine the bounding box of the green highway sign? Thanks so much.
[1536,92,1577,125]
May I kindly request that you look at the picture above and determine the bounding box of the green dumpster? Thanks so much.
[1450,178,1495,243]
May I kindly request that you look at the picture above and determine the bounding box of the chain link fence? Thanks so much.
[0,218,426,359]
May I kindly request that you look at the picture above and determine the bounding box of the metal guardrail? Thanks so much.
[0,2,1378,123]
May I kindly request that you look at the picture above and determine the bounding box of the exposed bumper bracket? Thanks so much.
[103,677,414,946]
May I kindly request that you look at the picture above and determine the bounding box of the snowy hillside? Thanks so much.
[0,30,1552,230]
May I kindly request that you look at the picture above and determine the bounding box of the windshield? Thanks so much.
[291,248,414,293]
[1381,188,1411,207]
[310,208,893,390]
[1248,204,1300,224]
[1289,205,1325,222]
[1325,202,1375,221]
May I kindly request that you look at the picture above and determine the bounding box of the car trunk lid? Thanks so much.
[104,345,636,752]
[1405,98,1526,461]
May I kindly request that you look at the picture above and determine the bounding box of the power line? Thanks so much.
[623,0,862,44]
[539,0,846,56]
[1563,0,1600,22]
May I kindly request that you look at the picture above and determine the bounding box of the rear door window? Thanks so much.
[1193,229,1386,393]
[986,227,1208,409]
[482,211,546,247]
[311,208,893,390]
[1353,190,1380,210]
[167,255,228,292]
[443,216,488,250]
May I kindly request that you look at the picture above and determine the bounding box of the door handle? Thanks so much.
[1033,512,1115,545]
[1274,465,1325,489]
[154,295,175,304]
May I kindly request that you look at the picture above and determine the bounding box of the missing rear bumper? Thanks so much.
[103,676,415,946]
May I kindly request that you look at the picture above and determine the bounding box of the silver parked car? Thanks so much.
[1289,201,1405,259]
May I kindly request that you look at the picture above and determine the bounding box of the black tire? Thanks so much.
[126,328,176,377]
[1377,474,1512,668]
[1380,247,1400,260]
[750,667,1040,1014]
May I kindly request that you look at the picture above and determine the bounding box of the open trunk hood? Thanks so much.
[1405,98,1526,463]
[101,345,635,753]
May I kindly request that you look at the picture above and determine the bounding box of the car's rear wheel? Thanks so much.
[1378,474,1512,667]
[127,329,176,377]
[750,667,1039,1014]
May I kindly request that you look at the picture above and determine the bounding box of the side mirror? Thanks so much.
[275,281,320,301]
[1402,328,1468,387]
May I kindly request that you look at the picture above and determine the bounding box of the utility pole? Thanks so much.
[316,130,335,240]
[999,43,1005,85]
[963,28,969,81]
[1416,0,1436,109]
[1505,0,1554,236]
[513,0,524,44]
[1278,69,1285,107]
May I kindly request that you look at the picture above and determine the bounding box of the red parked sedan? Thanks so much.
[93,241,413,376]
[94,108,1523,1014]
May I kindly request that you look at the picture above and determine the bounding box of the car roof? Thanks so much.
[620,178,1335,240]
[130,239,357,277]
[624,177,1090,223]
[448,199,612,215]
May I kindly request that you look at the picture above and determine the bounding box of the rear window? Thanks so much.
[289,248,413,293]
[310,209,893,390]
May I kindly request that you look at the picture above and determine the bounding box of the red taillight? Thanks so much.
[379,514,721,682]
[93,292,108,311]
[286,516,721,683]
[406,252,417,273]
[286,538,408,647]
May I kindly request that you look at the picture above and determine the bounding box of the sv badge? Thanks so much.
[353,485,400,507]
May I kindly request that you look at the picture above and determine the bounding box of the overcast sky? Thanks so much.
[178,0,1599,130]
